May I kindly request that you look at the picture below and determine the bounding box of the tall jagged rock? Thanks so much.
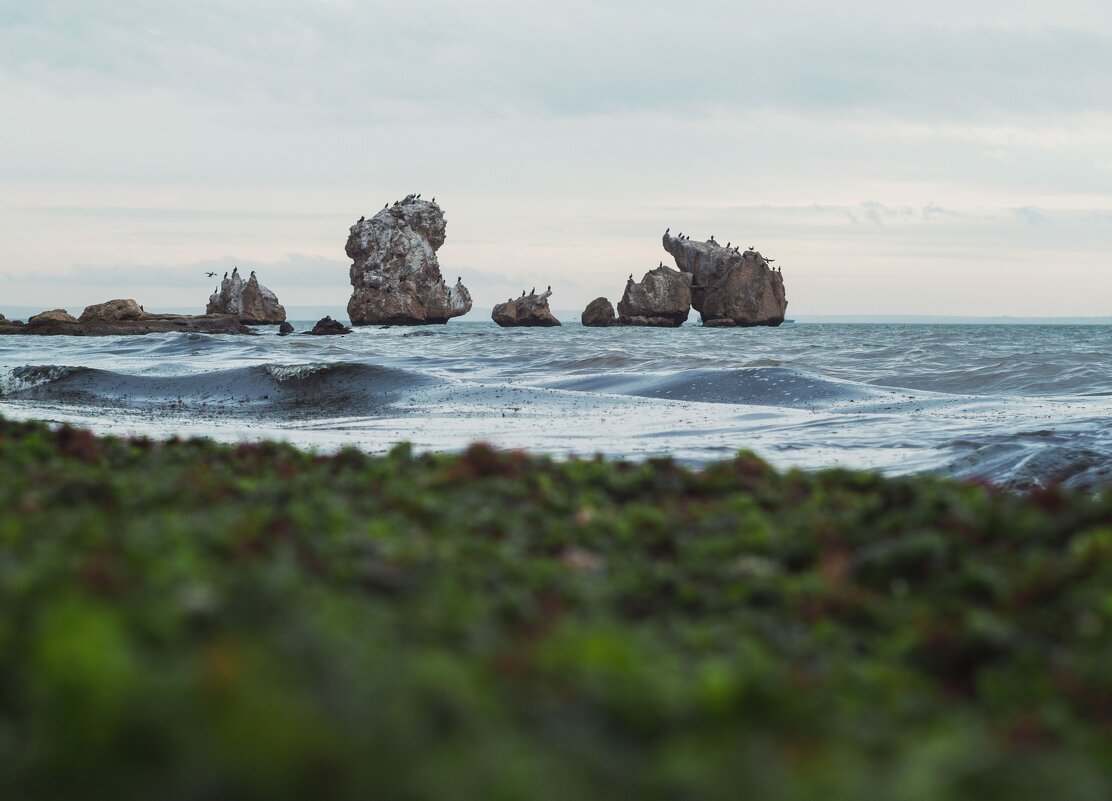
[492,290,561,327]
[206,268,286,324]
[581,297,617,327]
[617,266,691,327]
[346,196,472,326]
[662,234,787,326]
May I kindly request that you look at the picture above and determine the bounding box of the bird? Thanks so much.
[710,235,716,242]
[547,285,551,292]
[223,271,228,279]
[628,273,633,281]
[530,287,535,295]
[205,271,217,278]
[250,270,256,279]
[748,245,755,251]
[726,242,731,249]
[659,261,663,268]
[665,227,670,235]
[456,276,461,283]
[767,258,776,263]
[232,266,238,274]
[416,193,421,199]
[521,290,526,297]
[359,215,365,222]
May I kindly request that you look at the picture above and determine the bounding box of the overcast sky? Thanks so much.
[2,0,1112,316]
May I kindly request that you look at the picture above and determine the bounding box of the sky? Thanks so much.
[2,0,1111,316]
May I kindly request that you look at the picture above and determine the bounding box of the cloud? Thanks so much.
[2,1,1111,123]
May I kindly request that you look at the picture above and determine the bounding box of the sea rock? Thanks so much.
[206,268,286,324]
[28,309,78,326]
[662,234,787,326]
[617,266,691,327]
[581,297,617,327]
[0,313,5,322]
[2,313,254,336]
[346,196,472,325]
[79,299,146,322]
[278,321,295,335]
[308,316,352,335]
[492,290,561,327]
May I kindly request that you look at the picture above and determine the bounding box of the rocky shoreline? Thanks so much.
[7,196,790,335]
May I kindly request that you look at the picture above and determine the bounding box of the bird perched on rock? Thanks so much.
[223,272,228,279]
[547,285,551,292]
[665,227,670,235]
[659,261,663,268]
[431,196,436,203]
[628,273,633,281]
[530,287,535,295]
[457,276,461,283]
[521,290,526,297]
[726,242,731,249]
[748,245,755,251]
[383,204,388,209]
[359,215,365,222]
[206,271,217,278]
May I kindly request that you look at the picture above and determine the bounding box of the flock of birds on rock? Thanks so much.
[352,194,440,225]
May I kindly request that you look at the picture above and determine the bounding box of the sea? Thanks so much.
[2,320,1111,489]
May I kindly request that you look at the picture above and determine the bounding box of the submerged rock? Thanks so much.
[492,289,561,327]
[206,268,286,324]
[662,234,787,326]
[79,299,146,322]
[308,316,352,335]
[346,195,472,326]
[617,266,691,327]
[278,321,295,336]
[27,309,78,326]
[581,297,617,327]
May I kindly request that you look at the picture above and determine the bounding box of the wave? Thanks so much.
[541,367,885,407]
[0,362,436,417]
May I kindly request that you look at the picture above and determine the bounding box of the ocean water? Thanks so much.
[2,322,1110,489]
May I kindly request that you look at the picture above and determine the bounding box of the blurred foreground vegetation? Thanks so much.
[1,416,1112,800]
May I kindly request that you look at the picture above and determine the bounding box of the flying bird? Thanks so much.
[205,271,217,278]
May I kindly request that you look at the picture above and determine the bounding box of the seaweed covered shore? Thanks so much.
[1,416,1111,800]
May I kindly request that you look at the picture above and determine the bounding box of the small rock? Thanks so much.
[581,297,616,327]
[79,299,146,322]
[27,309,78,326]
[278,321,294,335]
[492,289,561,327]
[206,268,286,324]
[617,266,691,327]
[308,316,353,335]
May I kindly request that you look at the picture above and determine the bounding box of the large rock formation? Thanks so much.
[581,297,617,327]
[662,234,787,326]
[206,268,286,324]
[616,266,691,327]
[79,299,146,322]
[346,195,472,326]
[492,289,561,327]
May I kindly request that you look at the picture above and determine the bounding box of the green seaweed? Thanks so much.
[0,416,1110,800]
